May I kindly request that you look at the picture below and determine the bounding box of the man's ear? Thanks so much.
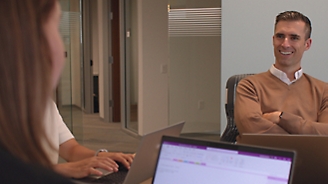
[272,35,275,46]
[305,38,312,51]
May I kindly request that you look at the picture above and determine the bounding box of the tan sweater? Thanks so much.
[235,71,328,140]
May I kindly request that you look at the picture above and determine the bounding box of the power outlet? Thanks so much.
[198,100,204,110]
[160,64,168,74]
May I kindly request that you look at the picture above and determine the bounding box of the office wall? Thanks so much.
[92,0,110,119]
[137,0,169,135]
[169,37,221,133]
[221,0,328,132]
[96,0,105,118]
[138,0,221,134]
[129,0,139,105]
[168,1,221,133]
[91,1,100,76]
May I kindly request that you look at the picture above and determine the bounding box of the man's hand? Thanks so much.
[54,156,118,179]
[262,111,282,124]
[98,152,135,170]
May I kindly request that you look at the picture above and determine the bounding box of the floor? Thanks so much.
[76,113,140,153]
[60,106,222,154]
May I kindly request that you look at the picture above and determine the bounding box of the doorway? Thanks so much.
[82,0,121,123]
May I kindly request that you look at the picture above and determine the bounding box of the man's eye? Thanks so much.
[290,36,299,40]
[276,34,284,39]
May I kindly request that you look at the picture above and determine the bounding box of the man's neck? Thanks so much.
[286,72,296,81]
[274,64,301,81]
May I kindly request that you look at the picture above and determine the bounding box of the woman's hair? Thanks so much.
[0,0,57,168]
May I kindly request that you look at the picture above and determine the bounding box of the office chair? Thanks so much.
[220,74,254,143]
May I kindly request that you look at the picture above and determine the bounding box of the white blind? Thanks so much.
[59,11,80,44]
[168,7,221,37]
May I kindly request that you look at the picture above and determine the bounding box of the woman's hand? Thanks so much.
[98,152,135,170]
[54,156,118,179]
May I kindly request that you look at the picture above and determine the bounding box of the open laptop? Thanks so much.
[151,135,295,184]
[74,121,185,184]
[238,134,328,184]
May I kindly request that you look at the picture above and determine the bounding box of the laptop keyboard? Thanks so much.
[94,171,128,184]
[73,171,128,184]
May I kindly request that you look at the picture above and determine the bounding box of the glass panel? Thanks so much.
[168,1,221,133]
[123,0,138,132]
[58,0,83,141]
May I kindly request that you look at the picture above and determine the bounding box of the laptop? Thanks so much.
[151,135,295,184]
[74,121,185,184]
[238,134,328,184]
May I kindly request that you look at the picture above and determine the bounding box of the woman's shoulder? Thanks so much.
[0,148,73,184]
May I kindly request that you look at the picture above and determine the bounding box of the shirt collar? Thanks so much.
[269,64,303,85]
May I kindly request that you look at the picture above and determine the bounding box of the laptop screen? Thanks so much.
[238,133,328,184]
[152,136,295,184]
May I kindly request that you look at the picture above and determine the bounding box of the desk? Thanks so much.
[140,178,152,184]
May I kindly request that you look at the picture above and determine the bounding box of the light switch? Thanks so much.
[160,64,168,74]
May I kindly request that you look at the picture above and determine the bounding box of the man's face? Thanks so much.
[273,20,312,72]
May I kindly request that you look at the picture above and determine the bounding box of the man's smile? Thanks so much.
[280,50,293,55]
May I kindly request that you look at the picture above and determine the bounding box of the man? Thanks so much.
[234,11,328,141]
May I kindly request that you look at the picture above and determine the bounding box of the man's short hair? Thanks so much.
[275,11,312,39]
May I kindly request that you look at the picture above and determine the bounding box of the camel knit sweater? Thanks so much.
[235,71,328,140]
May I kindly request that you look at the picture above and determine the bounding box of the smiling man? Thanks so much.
[234,11,328,141]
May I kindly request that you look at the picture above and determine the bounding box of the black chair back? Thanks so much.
[220,74,254,143]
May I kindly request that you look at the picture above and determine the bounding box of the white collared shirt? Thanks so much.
[269,65,303,85]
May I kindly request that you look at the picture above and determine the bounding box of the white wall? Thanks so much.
[169,36,221,133]
[129,0,138,105]
[168,1,221,133]
[137,0,169,135]
[137,0,221,134]
[221,0,328,132]
[91,1,99,76]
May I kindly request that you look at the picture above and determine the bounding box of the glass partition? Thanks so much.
[58,0,83,141]
[122,0,138,133]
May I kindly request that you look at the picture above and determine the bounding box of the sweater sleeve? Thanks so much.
[278,83,328,134]
[234,78,288,136]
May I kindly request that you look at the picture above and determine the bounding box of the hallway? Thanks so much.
[75,113,140,153]
[72,112,221,155]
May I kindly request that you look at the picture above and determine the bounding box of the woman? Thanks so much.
[0,0,59,166]
[0,0,69,183]
[0,0,125,180]
[1,0,75,182]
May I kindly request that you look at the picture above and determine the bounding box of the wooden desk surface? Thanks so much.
[140,178,152,184]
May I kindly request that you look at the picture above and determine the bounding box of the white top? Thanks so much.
[43,101,74,164]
